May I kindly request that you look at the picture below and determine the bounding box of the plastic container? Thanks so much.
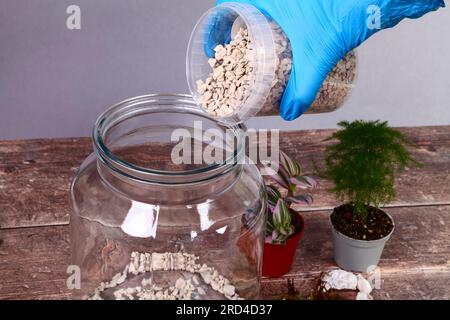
[69,94,267,300]
[187,2,358,125]
[330,207,395,273]
[307,51,358,115]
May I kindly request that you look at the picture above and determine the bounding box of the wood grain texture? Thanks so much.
[1,126,450,229]
[0,225,71,300]
[0,138,91,229]
[1,206,448,300]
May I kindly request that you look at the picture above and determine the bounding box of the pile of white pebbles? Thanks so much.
[85,251,242,300]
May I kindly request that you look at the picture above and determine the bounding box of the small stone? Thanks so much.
[322,270,358,291]
[141,278,149,286]
[356,292,373,300]
[211,280,220,291]
[215,46,227,60]
[175,277,186,289]
[111,271,127,286]
[208,58,217,68]
[223,285,235,297]
[197,287,206,295]
[357,275,373,294]
[213,66,224,79]
[197,84,208,94]
[203,91,212,101]
[200,271,211,284]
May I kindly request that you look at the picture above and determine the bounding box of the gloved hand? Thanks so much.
[207,0,445,120]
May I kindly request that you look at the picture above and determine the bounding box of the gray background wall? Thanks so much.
[0,0,449,140]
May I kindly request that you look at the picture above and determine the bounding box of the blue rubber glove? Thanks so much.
[208,0,445,120]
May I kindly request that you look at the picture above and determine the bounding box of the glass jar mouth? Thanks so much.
[93,94,246,184]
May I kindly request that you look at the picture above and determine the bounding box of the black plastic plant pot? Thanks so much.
[330,208,395,273]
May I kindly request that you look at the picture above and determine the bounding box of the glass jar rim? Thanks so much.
[93,94,247,184]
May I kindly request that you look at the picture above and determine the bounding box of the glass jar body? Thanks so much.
[69,95,267,300]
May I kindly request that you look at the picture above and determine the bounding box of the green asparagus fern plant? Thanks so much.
[322,120,421,221]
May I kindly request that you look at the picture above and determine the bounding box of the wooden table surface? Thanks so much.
[1,126,449,300]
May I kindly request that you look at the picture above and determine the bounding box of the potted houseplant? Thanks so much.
[322,120,421,272]
[261,151,316,277]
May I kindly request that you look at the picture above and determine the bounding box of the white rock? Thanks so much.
[151,253,166,271]
[211,280,220,291]
[322,270,358,291]
[357,275,373,294]
[197,287,206,295]
[208,59,217,68]
[200,271,211,284]
[110,271,127,286]
[223,285,235,297]
[356,292,373,300]
[175,277,186,289]
[128,262,137,275]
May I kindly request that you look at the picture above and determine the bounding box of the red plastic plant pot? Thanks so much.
[262,213,305,278]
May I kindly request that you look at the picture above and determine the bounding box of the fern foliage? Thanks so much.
[323,120,420,220]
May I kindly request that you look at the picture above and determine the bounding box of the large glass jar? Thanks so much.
[69,94,267,300]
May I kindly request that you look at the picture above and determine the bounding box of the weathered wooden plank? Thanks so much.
[0,138,91,229]
[1,126,449,229]
[1,206,448,300]
[0,138,92,164]
[0,225,71,300]
[0,163,77,229]
[372,270,450,300]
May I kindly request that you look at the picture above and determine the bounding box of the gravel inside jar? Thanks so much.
[85,251,243,300]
